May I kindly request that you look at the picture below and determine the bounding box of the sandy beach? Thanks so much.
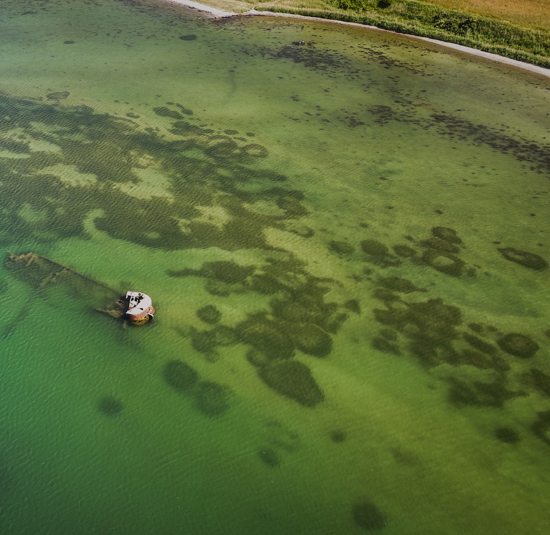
[163,0,550,78]
[163,0,238,17]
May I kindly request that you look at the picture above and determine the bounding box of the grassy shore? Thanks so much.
[187,0,550,68]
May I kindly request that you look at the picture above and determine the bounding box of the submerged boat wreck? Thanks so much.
[125,291,155,325]
[5,252,155,325]
[99,293,156,325]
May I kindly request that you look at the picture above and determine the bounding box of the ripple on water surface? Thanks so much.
[0,0,549,534]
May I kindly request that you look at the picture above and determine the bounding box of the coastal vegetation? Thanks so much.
[202,0,550,68]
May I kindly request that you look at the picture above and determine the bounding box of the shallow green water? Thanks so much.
[1,0,549,533]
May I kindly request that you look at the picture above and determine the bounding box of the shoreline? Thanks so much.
[162,0,550,78]
[163,0,237,18]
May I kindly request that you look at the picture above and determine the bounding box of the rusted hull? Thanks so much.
[127,306,155,325]
[5,252,119,296]
[4,252,152,325]
[99,298,127,319]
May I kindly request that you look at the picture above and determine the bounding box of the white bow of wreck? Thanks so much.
[125,291,155,322]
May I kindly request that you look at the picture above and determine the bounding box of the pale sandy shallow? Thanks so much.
[161,0,550,78]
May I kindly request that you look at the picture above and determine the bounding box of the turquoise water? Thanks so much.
[1,0,550,533]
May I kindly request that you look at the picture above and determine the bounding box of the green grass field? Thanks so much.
[422,0,550,30]
[195,0,550,68]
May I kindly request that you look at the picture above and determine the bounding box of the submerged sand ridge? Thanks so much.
[0,1,549,534]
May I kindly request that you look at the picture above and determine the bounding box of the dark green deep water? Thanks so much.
[0,0,549,533]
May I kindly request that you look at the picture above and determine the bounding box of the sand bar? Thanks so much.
[161,0,550,78]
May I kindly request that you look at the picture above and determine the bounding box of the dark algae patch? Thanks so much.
[170,253,345,371]
[191,328,220,357]
[163,360,199,393]
[532,411,550,446]
[523,368,550,397]
[329,240,355,256]
[329,429,347,443]
[497,247,548,271]
[97,396,123,416]
[495,427,521,444]
[161,358,230,416]
[258,360,325,407]
[0,93,307,252]
[498,333,539,359]
[239,316,296,361]
[378,276,424,294]
[195,381,231,417]
[352,500,387,530]
[171,261,255,284]
[196,305,222,324]
[290,322,333,357]
[258,447,281,467]
[463,333,497,356]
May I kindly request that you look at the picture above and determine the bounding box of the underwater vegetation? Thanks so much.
[0,93,308,252]
[392,244,416,258]
[532,411,550,446]
[257,447,281,468]
[361,239,401,268]
[0,90,342,407]
[361,226,480,278]
[186,324,239,361]
[170,251,350,405]
[237,315,328,405]
[162,359,230,417]
[173,214,549,415]
[329,429,347,443]
[422,249,465,278]
[2,83,548,466]
[171,256,343,391]
[290,322,333,357]
[163,360,199,393]
[497,247,548,271]
[196,305,222,324]
[364,224,550,439]
[370,284,542,408]
[494,427,521,444]
[0,0,548,531]
[329,240,355,256]
[253,418,301,469]
[378,276,424,294]
[239,315,296,361]
[352,500,387,530]
[447,377,525,409]
[258,360,325,408]
[97,396,123,417]
[498,333,540,359]
[431,227,462,245]
[190,328,221,358]
[523,368,550,397]
[362,100,550,173]
[463,334,498,356]
[371,336,401,356]
[195,381,231,417]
